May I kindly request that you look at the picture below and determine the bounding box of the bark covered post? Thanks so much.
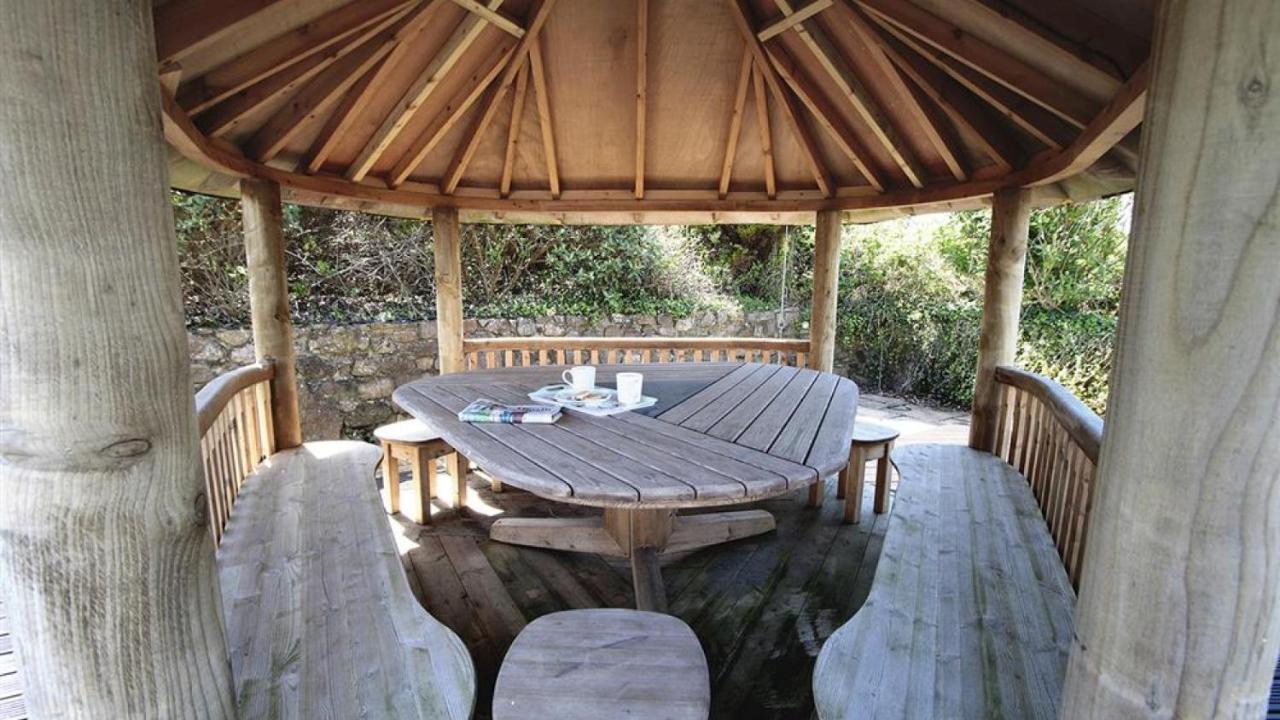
[0,0,235,716]
[242,177,302,449]
[433,206,465,375]
[1061,0,1280,715]
[968,186,1031,451]
[808,209,843,507]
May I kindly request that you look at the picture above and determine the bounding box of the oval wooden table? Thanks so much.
[393,363,859,611]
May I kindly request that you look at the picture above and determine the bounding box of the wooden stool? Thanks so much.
[374,419,467,525]
[493,609,710,719]
[838,421,900,524]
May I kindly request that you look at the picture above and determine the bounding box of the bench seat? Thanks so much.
[217,441,475,719]
[814,444,1075,720]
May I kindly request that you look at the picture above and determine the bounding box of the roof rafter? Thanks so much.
[155,0,289,65]
[634,0,648,200]
[751,62,777,198]
[528,39,561,199]
[448,0,526,37]
[718,48,754,198]
[177,0,412,115]
[442,0,561,195]
[756,0,832,42]
[724,0,832,197]
[500,63,530,197]
[772,0,927,188]
[855,0,1099,129]
[973,0,1147,79]
[346,0,506,182]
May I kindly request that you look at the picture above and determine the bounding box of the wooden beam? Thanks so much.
[528,39,561,198]
[765,45,885,192]
[241,178,302,449]
[500,63,529,197]
[159,61,184,96]
[177,0,411,114]
[809,209,842,372]
[974,0,1148,78]
[772,0,927,188]
[154,0,286,65]
[757,0,832,42]
[386,43,517,188]
[750,62,777,198]
[433,206,465,374]
[634,0,648,200]
[196,9,408,138]
[719,48,753,198]
[855,0,1100,128]
[346,0,503,182]
[1062,0,1280,715]
[836,3,967,181]
[725,0,832,197]
[968,186,1029,450]
[2,1,234,715]
[448,0,525,37]
[442,0,560,195]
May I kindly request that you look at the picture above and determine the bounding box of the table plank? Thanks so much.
[655,363,759,425]
[768,373,839,465]
[735,368,820,452]
[676,364,788,433]
[702,365,801,443]
[803,376,860,476]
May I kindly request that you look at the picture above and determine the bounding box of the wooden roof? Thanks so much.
[158,0,1154,224]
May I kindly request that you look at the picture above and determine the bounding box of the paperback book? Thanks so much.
[457,398,562,424]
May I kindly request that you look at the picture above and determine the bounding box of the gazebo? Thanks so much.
[1,0,1276,717]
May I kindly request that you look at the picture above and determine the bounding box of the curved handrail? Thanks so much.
[994,365,1103,463]
[463,336,809,352]
[196,360,275,436]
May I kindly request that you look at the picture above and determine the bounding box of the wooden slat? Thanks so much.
[756,0,833,41]
[448,0,525,37]
[634,0,648,200]
[719,47,749,197]
[750,62,778,198]
[527,39,561,198]
[500,62,530,197]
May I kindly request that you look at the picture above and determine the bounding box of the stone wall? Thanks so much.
[189,308,803,439]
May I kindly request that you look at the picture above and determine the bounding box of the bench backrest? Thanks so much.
[463,336,810,370]
[195,361,276,544]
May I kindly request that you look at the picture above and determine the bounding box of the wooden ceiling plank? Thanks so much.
[448,0,526,37]
[443,0,561,195]
[528,39,561,199]
[346,0,506,182]
[750,62,777,198]
[196,8,411,138]
[764,45,885,192]
[719,48,754,198]
[973,0,1147,79]
[154,0,289,65]
[855,0,1099,129]
[867,20,1021,170]
[387,43,518,188]
[634,0,648,200]
[774,0,927,188]
[725,0,832,197]
[178,0,412,115]
[500,63,530,196]
[756,0,832,42]
[836,4,966,181]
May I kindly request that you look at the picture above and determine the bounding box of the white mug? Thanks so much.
[562,365,596,391]
[616,372,644,405]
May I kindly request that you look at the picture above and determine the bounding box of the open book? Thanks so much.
[457,399,562,424]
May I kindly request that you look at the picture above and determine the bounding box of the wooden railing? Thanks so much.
[463,336,810,370]
[988,365,1104,590]
[195,361,276,544]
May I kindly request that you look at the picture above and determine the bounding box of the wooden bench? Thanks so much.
[813,444,1075,719]
[217,441,476,719]
[463,336,810,370]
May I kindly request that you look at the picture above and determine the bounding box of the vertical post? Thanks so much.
[968,187,1030,451]
[433,206,465,375]
[809,210,842,373]
[1062,0,1280,716]
[242,178,302,449]
[0,0,235,716]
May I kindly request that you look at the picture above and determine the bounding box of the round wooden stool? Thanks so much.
[493,609,710,719]
[373,419,467,524]
[838,421,900,524]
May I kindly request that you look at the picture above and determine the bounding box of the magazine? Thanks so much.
[457,398,562,424]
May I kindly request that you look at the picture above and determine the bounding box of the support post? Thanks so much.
[808,210,842,506]
[433,206,465,374]
[242,178,302,449]
[968,186,1030,451]
[0,0,235,716]
[1061,0,1280,716]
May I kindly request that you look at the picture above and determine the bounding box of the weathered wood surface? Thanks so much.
[463,336,810,370]
[492,609,709,719]
[197,364,277,544]
[218,441,475,719]
[813,444,1074,719]
[0,599,25,720]
[0,0,236,715]
[1062,0,1280,715]
[394,363,857,507]
[433,206,466,375]
[809,210,842,373]
[992,365,1101,462]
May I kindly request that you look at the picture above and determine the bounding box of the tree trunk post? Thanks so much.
[1062,0,1280,716]
[434,206,465,375]
[242,178,302,449]
[0,0,236,716]
[809,210,842,374]
[968,186,1031,451]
